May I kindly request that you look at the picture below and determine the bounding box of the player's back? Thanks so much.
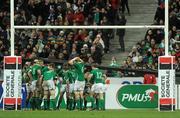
[74,61,84,81]
[31,64,41,80]
[91,68,103,83]
[43,70,56,81]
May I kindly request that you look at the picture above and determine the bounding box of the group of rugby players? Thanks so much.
[22,57,107,111]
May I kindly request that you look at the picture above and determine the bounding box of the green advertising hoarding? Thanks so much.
[117,85,158,108]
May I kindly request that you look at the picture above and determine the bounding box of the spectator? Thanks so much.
[121,0,130,15]
[73,7,85,25]
[109,0,120,24]
[175,56,180,71]
[154,2,165,24]
[106,56,121,77]
[143,74,156,84]
[116,14,127,52]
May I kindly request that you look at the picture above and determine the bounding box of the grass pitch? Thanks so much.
[0,109,179,118]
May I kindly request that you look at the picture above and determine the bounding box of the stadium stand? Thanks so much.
[123,0,180,71]
[0,1,10,70]
[14,0,123,25]
[0,0,180,77]
[14,29,114,65]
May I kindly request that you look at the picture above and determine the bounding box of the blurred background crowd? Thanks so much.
[120,0,180,72]
[14,28,113,65]
[14,0,129,26]
[0,0,180,78]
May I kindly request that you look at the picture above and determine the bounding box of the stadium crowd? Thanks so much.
[15,28,113,65]
[14,0,129,26]
[122,0,180,72]
[1,0,180,74]
[0,1,10,70]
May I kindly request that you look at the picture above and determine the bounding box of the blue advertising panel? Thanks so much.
[0,83,27,108]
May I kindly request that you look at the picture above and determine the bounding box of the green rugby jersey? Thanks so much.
[58,69,68,84]
[43,70,56,81]
[31,64,41,80]
[65,69,77,84]
[90,68,103,83]
[73,61,84,81]
[41,66,49,75]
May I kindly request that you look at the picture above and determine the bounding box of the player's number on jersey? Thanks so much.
[32,68,36,75]
[97,72,102,79]
[81,66,84,73]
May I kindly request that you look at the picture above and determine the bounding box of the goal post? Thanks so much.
[3,56,22,110]
[158,56,176,111]
[157,0,176,111]
[14,25,165,29]
[2,0,22,110]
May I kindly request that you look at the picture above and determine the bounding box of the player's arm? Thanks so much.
[37,69,42,85]
[103,74,107,81]
[64,72,70,96]
[77,57,84,63]
[68,57,79,65]
[68,57,83,65]
[84,72,90,80]
[27,70,32,84]
[87,73,93,81]
[65,72,69,84]
[57,69,63,85]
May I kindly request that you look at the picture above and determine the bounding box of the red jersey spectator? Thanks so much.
[66,10,74,25]
[74,29,86,41]
[74,9,85,25]
[110,0,120,10]
[143,74,157,84]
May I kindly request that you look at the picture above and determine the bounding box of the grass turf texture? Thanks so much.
[0,110,180,118]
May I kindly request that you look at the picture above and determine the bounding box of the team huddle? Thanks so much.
[23,57,107,111]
